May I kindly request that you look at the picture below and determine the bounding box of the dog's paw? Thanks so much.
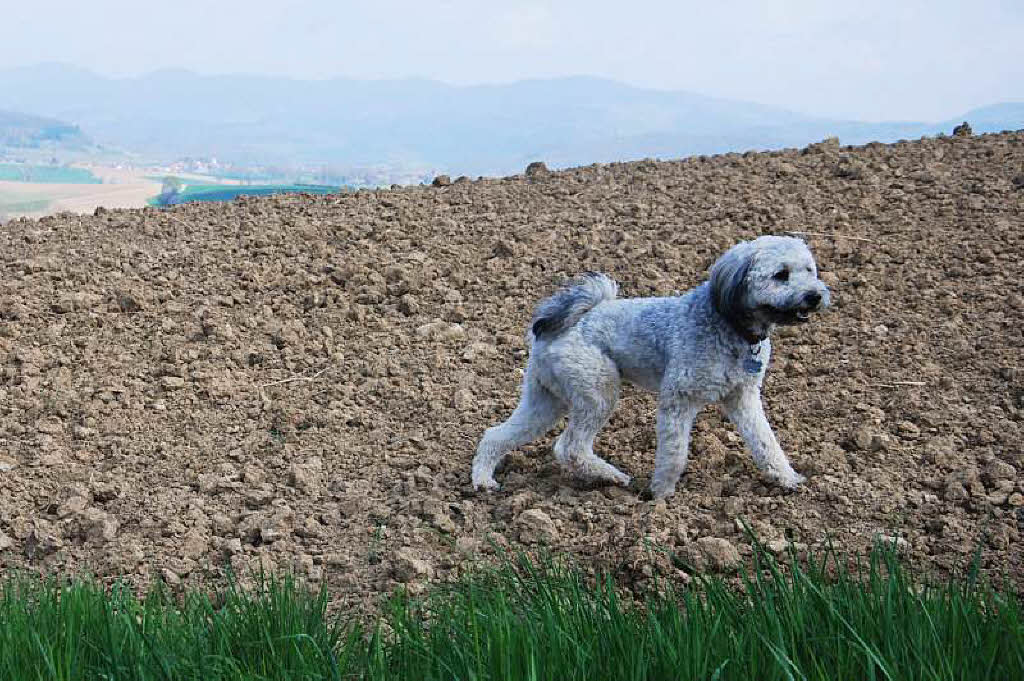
[648,481,676,500]
[568,455,632,489]
[774,471,806,491]
[472,477,501,493]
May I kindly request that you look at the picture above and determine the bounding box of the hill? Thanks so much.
[0,64,1020,175]
[0,109,91,149]
[0,132,1021,608]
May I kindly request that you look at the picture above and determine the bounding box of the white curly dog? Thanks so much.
[471,235,831,499]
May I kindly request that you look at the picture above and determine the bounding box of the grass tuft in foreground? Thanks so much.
[0,543,1020,680]
[0,573,358,680]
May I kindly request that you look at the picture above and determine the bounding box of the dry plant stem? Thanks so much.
[257,368,328,401]
[785,230,876,243]
[871,381,928,388]
[259,368,328,389]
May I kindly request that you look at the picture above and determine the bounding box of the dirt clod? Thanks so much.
[953,122,973,137]
[393,547,433,582]
[516,509,559,544]
[525,161,550,178]
[695,537,742,572]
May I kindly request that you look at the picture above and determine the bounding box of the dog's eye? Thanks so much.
[773,269,790,282]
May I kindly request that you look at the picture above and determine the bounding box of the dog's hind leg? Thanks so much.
[472,381,565,491]
[552,370,631,487]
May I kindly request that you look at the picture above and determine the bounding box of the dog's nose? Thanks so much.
[803,291,822,308]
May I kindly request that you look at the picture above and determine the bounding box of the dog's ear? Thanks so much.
[710,243,753,322]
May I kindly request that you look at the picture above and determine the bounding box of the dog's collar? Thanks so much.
[718,304,766,345]
[710,286,768,345]
[728,320,766,346]
[737,327,767,345]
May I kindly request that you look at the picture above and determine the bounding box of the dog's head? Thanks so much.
[710,235,831,340]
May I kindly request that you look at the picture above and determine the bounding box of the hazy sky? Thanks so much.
[5,0,1022,121]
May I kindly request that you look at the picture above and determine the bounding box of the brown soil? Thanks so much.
[0,132,1022,607]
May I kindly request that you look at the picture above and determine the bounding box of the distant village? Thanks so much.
[1,147,439,190]
[154,156,437,188]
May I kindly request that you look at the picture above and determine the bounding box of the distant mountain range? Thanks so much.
[0,64,1021,175]
[0,108,91,150]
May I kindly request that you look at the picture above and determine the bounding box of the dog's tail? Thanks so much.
[530,272,618,340]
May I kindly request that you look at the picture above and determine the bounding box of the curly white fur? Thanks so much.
[471,235,831,499]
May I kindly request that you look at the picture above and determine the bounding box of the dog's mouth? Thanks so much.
[761,305,815,325]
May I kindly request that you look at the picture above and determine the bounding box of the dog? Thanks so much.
[471,235,831,499]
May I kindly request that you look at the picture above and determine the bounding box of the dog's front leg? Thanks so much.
[722,385,805,489]
[650,395,701,500]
